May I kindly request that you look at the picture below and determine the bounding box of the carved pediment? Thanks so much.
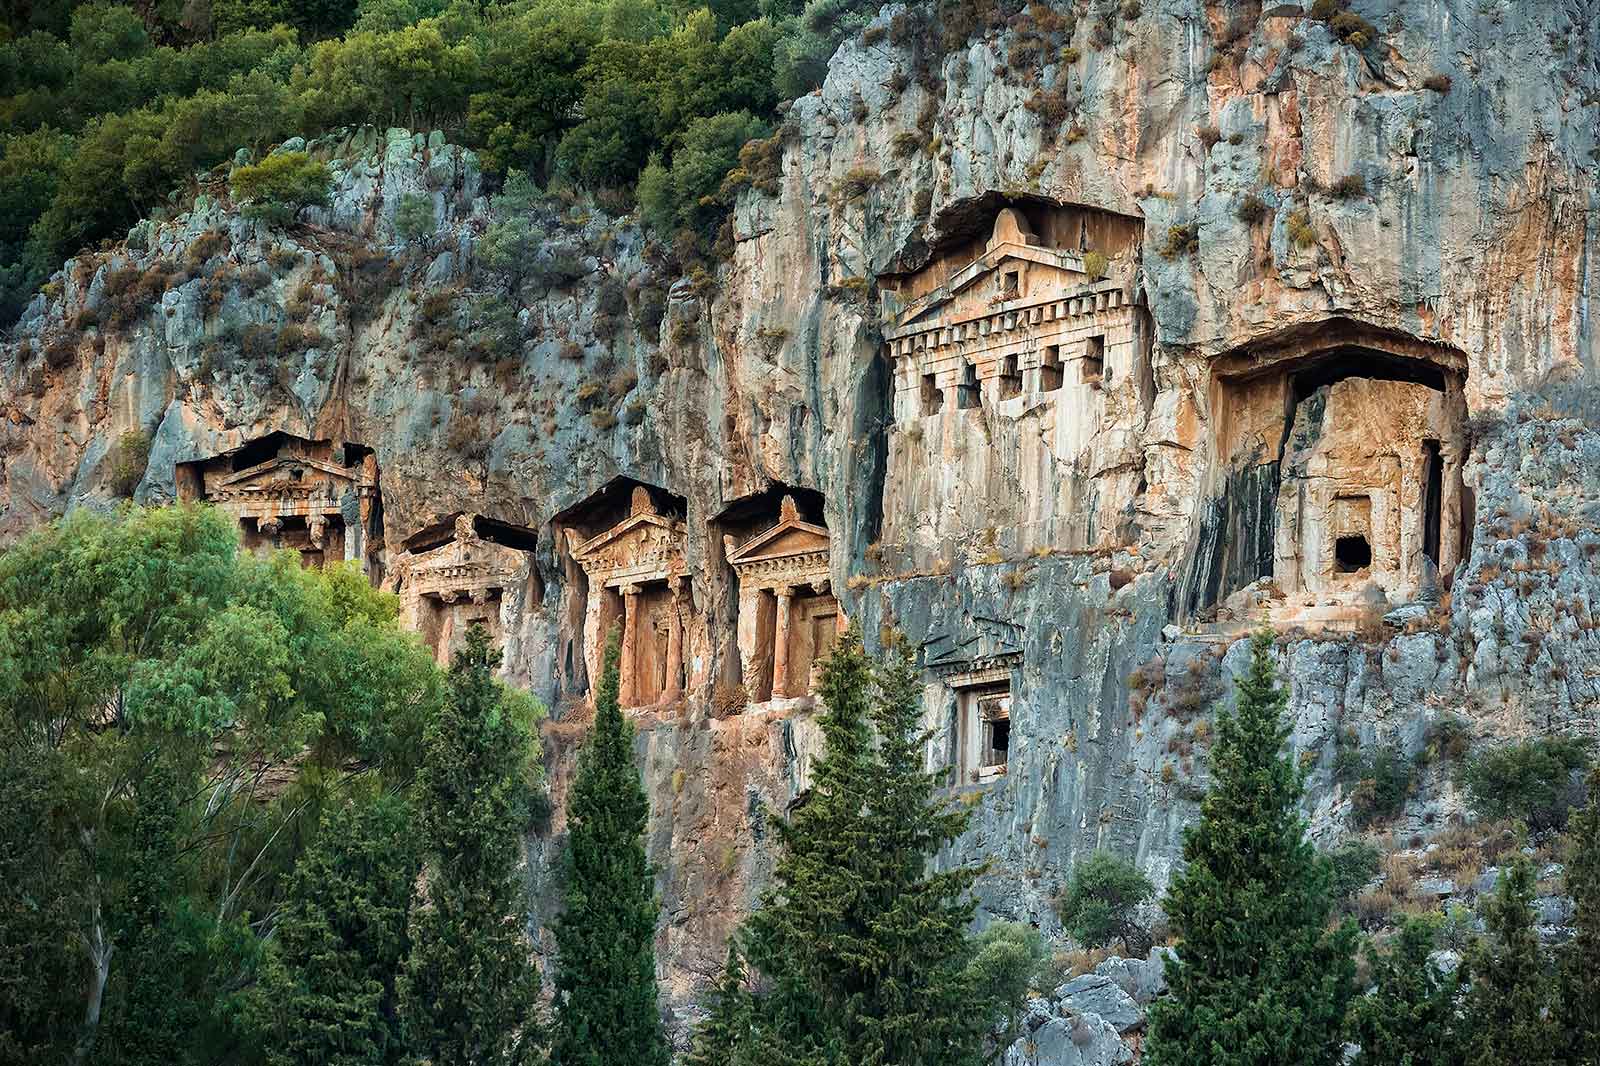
[729,497,831,566]
[214,455,364,494]
[570,512,686,582]
[888,207,1097,337]
[921,614,1025,677]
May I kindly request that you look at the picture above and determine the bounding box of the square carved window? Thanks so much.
[1040,345,1064,392]
[1082,335,1105,387]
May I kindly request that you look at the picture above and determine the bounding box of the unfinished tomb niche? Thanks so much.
[175,432,383,578]
[725,494,840,703]
[389,513,539,667]
[1183,324,1470,619]
[921,616,1024,785]
[565,484,695,710]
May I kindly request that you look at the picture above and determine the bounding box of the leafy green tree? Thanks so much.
[1456,737,1591,832]
[962,921,1048,1052]
[399,626,544,1066]
[1350,916,1464,1066]
[1145,631,1357,1066]
[251,790,422,1066]
[555,75,659,187]
[467,13,595,175]
[552,631,669,1066]
[742,629,1002,1066]
[0,504,443,1057]
[636,109,768,248]
[1459,856,1557,1065]
[1560,769,1600,1063]
[231,151,334,225]
[69,3,152,64]
[684,944,752,1066]
[1057,850,1156,957]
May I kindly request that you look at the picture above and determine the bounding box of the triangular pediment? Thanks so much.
[573,512,677,558]
[921,615,1025,672]
[730,518,830,565]
[216,455,359,490]
[890,245,1091,334]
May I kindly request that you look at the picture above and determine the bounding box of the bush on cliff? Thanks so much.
[1457,737,1590,833]
[1057,850,1156,957]
[230,151,333,225]
[1146,630,1357,1066]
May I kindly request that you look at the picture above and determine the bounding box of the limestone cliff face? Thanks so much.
[3,0,1599,1040]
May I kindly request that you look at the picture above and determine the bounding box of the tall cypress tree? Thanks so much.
[1559,769,1600,1063]
[684,944,752,1066]
[400,627,542,1066]
[1146,630,1357,1066]
[1461,856,1557,1066]
[742,629,992,1066]
[252,791,422,1066]
[552,631,669,1066]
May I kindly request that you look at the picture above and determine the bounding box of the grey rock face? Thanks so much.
[2,0,1599,1040]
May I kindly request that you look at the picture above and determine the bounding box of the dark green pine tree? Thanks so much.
[742,629,989,1066]
[1145,630,1357,1066]
[1460,856,1558,1066]
[552,631,669,1066]
[684,943,752,1066]
[252,791,422,1066]
[1558,769,1600,1064]
[1350,916,1465,1066]
[399,626,542,1066]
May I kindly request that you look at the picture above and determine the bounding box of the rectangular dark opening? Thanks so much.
[1422,439,1442,565]
[920,373,944,416]
[999,352,1022,399]
[1001,269,1020,299]
[1335,535,1371,573]
[986,716,1010,763]
[1082,335,1105,386]
[956,360,981,410]
[1040,345,1063,392]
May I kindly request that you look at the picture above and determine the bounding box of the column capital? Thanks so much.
[620,582,641,598]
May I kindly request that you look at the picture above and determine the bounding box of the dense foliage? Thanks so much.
[399,626,545,1066]
[552,633,670,1066]
[1146,630,1358,1066]
[731,629,1040,1065]
[0,0,894,320]
[0,504,544,1063]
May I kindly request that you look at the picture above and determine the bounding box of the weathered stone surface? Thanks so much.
[2,0,1599,1040]
[1055,974,1144,1034]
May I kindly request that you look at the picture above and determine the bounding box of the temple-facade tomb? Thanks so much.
[175,432,382,576]
[389,512,539,667]
[567,486,693,709]
[874,199,1153,561]
[725,494,841,703]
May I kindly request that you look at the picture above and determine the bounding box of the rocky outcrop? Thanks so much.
[3,0,1599,1038]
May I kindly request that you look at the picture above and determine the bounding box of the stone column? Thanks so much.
[663,580,684,700]
[771,585,793,699]
[620,584,640,707]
